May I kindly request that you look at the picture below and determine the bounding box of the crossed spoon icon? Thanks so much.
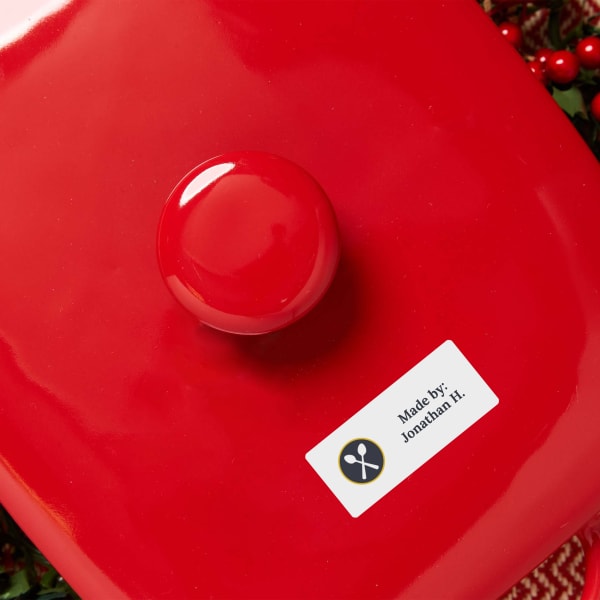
[343,442,380,480]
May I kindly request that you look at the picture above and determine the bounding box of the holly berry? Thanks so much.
[528,59,549,85]
[575,37,600,70]
[534,48,553,65]
[498,22,523,50]
[545,51,580,84]
[591,93,600,121]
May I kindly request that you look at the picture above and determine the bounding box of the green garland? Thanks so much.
[0,506,78,600]
[479,0,600,159]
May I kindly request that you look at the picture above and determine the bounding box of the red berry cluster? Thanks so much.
[481,1,600,158]
[523,39,600,102]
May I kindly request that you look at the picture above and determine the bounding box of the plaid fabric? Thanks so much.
[522,0,600,53]
[499,536,586,600]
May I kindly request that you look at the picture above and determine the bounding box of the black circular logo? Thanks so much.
[339,439,384,484]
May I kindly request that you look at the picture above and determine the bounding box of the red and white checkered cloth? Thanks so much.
[521,0,600,53]
[499,536,586,600]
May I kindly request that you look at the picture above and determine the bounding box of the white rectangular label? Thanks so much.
[305,340,498,517]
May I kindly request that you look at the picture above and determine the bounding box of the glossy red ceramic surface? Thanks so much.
[1,1,600,598]
[157,152,340,334]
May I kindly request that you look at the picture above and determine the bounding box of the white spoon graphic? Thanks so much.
[343,446,379,480]
[357,443,367,480]
[343,455,380,469]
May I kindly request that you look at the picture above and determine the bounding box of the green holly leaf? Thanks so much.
[579,68,599,85]
[38,592,73,600]
[552,86,588,119]
[40,568,58,589]
[0,569,30,600]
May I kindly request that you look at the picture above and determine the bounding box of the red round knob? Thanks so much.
[157,152,340,335]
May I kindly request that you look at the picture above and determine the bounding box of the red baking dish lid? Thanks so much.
[1,1,600,598]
